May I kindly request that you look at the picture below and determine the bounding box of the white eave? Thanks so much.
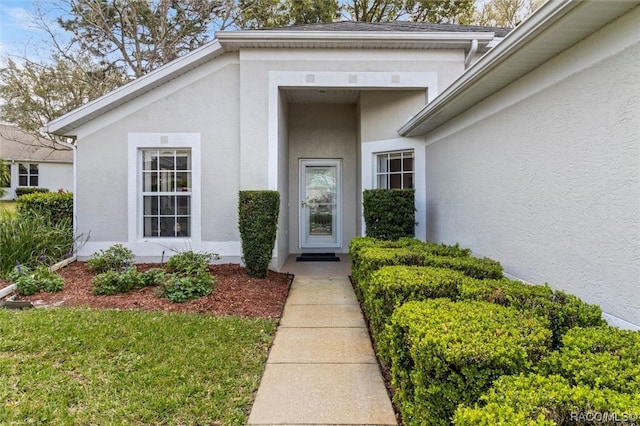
[399,0,640,137]
[216,30,497,51]
[42,40,226,136]
[43,29,499,136]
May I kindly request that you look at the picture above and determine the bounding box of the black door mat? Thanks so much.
[296,253,340,262]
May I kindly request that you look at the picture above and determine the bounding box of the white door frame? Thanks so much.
[299,159,342,249]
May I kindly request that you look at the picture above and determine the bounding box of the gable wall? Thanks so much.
[75,58,240,250]
[422,8,640,327]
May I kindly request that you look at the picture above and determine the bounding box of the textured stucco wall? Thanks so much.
[239,49,464,189]
[75,59,240,251]
[360,90,426,143]
[423,13,640,327]
[288,104,357,253]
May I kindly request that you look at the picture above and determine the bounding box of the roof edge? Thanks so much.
[398,0,581,136]
[216,30,497,43]
[43,40,225,136]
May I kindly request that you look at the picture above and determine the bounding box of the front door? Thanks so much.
[299,159,341,249]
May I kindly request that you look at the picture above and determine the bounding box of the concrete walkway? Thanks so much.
[248,275,398,426]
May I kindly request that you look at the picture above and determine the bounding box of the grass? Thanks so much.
[0,308,277,425]
[0,200,17,214]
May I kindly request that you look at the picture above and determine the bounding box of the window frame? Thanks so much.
[141,149,193,238]
[375,150,415,190]
[128,133,201,243]
[18,162,39,187]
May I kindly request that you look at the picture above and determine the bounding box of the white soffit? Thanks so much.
[399,0,640,137]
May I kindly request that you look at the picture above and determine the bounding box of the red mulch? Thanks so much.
[4,262,292,318]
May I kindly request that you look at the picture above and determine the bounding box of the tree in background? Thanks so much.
[0,54,125,142]
[475,0,545,27]
[236,0,340,28]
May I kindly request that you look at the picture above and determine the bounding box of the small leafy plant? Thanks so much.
[87,244,135,273]
[157,251,217,303]
[92,268,143,296]
[9,263,64,296]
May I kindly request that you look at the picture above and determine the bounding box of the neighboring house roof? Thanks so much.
[0,123,72,163]
[399,0,640,137]
[43,22,507,136]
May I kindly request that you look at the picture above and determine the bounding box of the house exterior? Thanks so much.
[44,0,640,328]
[400,1,640,329]
[0,123,73,200]
[41,21,508,262]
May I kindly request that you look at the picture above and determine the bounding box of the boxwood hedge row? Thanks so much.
[349,237,638,425]
[382,299,551,426]
[453,373,640,425]
[459,278,605,347]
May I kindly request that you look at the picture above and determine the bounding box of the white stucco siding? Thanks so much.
[238,49,465,190]
[423,15,640,327]
[75,60,241,257]
[37,162,73,193]
[360,90,427,143]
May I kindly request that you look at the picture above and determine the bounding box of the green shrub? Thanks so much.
[363,189,415,240]
[157,271,215,303]
[140,268,166,287]
[92,268,144,296]
[383,299,551,426]
[238,190,279,278]
[454,373,640,425]
[8,264,64,296]
[15,187,48,197]
[460,278,604,347]
[0,211,74,277]
[538,326,640,395]
[16,191,73,226]
[352,246,501,286]
[86,244,135,273]
[349,237,470,267]
[362,266,470,344]
[166,251,216,275]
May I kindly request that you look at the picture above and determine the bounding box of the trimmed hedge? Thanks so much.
[383,299,551,426]
[453,373,640,425]
[459,278,605,347]
[538,326,640,395]
[15,187,48,197]
[362,265,471,344]
[352,246,502,287]
[16,191,73,226]
[238,190,280,278]
[363,189,416,240]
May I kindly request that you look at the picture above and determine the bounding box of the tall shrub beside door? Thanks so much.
[363,189,415,240]
[238,190,280,278]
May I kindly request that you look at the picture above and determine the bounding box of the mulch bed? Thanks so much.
[2,262,292,318]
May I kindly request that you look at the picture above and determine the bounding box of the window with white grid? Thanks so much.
[375,150,414,189]
[141,149,191,237]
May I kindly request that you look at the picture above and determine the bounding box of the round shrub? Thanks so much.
[166,251,215,275]
[9,264,64,296]
[86,244,135,273]
[383,299,551,426]
[157,272,215,303]
[92,268,143,295]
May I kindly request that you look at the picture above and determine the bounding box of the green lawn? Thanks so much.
[0,200,17,214]
[0,308,276,425]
